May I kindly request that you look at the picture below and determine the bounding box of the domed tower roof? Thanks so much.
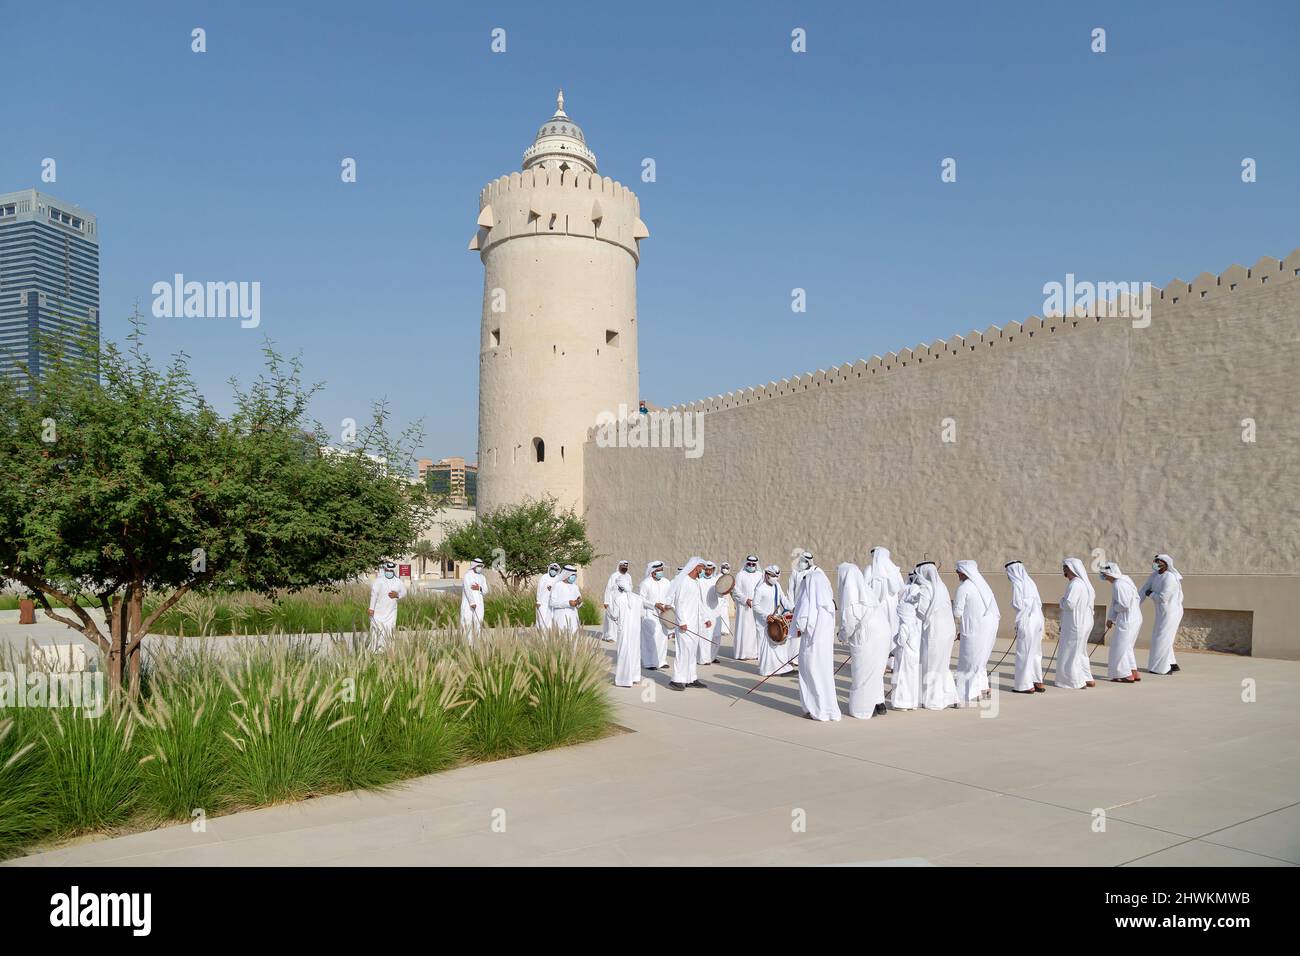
[522,90,598,175]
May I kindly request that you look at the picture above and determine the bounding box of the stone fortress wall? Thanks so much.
[474,166,648,518]
[583,251,1300,659]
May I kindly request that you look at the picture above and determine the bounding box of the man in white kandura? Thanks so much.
[915,561,959,709]
[863,547,904,671]
[1056,557,1097,689]
[716,562,736,657]
[697,561,724,665]
[787,550,813,660]
[459,558,489,638]
[953,559,1000,704]
[607,576,644,687]
[668,557,710,691]
[1100,562,1142,683]
[639,560,672,670]
[730,555,763,661]
[792,556,841,721]
[367,561,407,650]
[837,562,891,719]
[602,560,633,644]
[891,570,923,710]
[535,562,560,631]
[1139,553,1183,676]
[548,565,583,636]
[1004,560,1045,693]
[753,565,795,678]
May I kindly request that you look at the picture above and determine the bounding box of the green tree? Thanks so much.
[440,496,595,591]
[0,310,443,691]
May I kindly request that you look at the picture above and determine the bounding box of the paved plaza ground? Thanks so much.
[3,610,1297,867]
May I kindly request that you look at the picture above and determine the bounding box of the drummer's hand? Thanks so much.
[746,599,753,607]
[783,612,793,620]
[704,620,712,629]
[1104,619,1114,630]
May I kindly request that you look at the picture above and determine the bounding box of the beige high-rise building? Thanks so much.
[470,91,647,518]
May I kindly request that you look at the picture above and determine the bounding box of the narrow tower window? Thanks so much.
[533,437,545,463]
[605,329,620,348]
[490,328,501,347]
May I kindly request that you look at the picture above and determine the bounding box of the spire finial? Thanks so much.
[556,89,565,115]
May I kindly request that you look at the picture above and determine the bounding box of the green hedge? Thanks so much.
[0,629,611,860]
[143,585,603,636]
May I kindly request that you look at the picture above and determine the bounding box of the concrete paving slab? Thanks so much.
[6,635,1297,866]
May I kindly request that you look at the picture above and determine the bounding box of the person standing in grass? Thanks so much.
[367,561,407,650]
[549,565,583,636]
[460,558,489,639]
[536,562,561,630]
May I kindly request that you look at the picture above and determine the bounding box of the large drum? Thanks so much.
[766,613,790,645]
[714,572,735,596]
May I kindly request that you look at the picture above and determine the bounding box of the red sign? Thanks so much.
[398,564,411,577]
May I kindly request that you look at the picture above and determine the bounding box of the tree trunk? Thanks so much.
[107,594,127,694]
[127,588,143,696]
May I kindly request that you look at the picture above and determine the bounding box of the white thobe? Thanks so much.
[602,570,632,641]
[548,580,582,635]
[752,579,794,676]
[638,575,672,667]
[608,588,643,686]
[793,569,841,721]
[842,593,891,719]
[1011,585,1045,692]
[953,580,1000,702]
[672,576,706,686]
[1055,577,1095,688]
[535,573,558,630]
[697,578,723,664]
[368,575,407,649]
[891,584,923,709]
[1106,577,1143,679]
[459,570,488,636]
[918,579,959,710]
[730,569,763,660]
[1140,570,1182,675]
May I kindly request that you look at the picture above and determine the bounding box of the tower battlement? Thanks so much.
[472,167,647,262]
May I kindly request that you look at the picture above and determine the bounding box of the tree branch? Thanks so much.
[133,569,215,648]
[18,575,109,652]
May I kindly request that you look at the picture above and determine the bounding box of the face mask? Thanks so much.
[798,558,811,571]
[745,563,756,571]
[567,574,577,584]
[653,571,663,580]
[384,571,395,579]
[549,569,558,577]
[1152,562,1162,572]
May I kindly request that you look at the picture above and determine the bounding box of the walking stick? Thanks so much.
[727,642,802,707]
[651,611,723,649]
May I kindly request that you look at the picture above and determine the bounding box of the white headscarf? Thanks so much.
[955,559,995,613]
[667,557,706,606]
[836,562,871,637]
[864,547,903,595]
[1154,553,1183,581]
[1062,557,1096,604]
[1004,561,1041,612]
[914,562,951,619]
[644,560,663,579]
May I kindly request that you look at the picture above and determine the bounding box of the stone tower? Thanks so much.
[471,91,648,517]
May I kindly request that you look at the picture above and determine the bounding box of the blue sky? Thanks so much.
[4,0,1296,463]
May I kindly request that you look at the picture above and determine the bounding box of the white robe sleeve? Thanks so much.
[369,578,382,612]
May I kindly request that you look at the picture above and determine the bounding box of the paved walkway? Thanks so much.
[6,628,1299,866]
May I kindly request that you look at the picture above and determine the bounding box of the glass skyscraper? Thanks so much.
[0,188,100,383]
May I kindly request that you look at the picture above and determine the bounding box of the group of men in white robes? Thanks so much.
[568,547,1188,718]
